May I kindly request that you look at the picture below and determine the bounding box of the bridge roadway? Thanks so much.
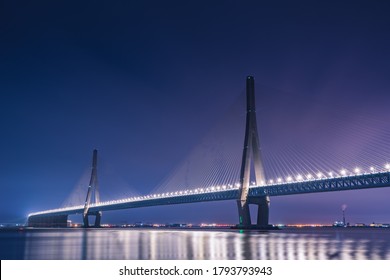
[28,171,390,219]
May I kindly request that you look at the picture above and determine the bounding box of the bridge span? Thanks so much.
[28,171,390,227]
[27,76,390,228]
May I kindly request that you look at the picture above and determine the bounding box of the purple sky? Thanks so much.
[1,0,390,225]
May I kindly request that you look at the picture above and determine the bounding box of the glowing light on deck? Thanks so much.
[354,168,360,174]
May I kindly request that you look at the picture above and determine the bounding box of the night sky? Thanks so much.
[1,0,390,225]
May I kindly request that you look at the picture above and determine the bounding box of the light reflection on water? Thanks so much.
[1,228,390,260]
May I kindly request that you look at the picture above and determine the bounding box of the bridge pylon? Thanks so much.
[236,76,270,228]
[83,149,102,227]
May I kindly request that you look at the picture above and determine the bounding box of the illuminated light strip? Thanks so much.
[28,166,390,217]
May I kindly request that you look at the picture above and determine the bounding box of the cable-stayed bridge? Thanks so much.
[28,171,390,225]
[27,76,390,228]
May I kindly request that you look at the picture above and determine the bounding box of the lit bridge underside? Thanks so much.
[28,171,390,225]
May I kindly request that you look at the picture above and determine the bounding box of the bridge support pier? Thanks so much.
[252,196,270,226]
[236,196,270,228]
[237,200,251,226]
[83,211,102,228]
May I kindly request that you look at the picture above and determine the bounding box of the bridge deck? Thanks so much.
[28,171,390,219]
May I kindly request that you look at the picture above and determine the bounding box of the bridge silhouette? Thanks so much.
[27,76,390,228]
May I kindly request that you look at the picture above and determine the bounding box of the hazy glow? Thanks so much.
[354,168,360,174]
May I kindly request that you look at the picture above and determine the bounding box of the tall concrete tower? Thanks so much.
[236,76,270,228]
[83,149,102,227]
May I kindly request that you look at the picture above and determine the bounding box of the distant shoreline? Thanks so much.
[1,225,390,232]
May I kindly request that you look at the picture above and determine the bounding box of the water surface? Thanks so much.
[1,227,389,260]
